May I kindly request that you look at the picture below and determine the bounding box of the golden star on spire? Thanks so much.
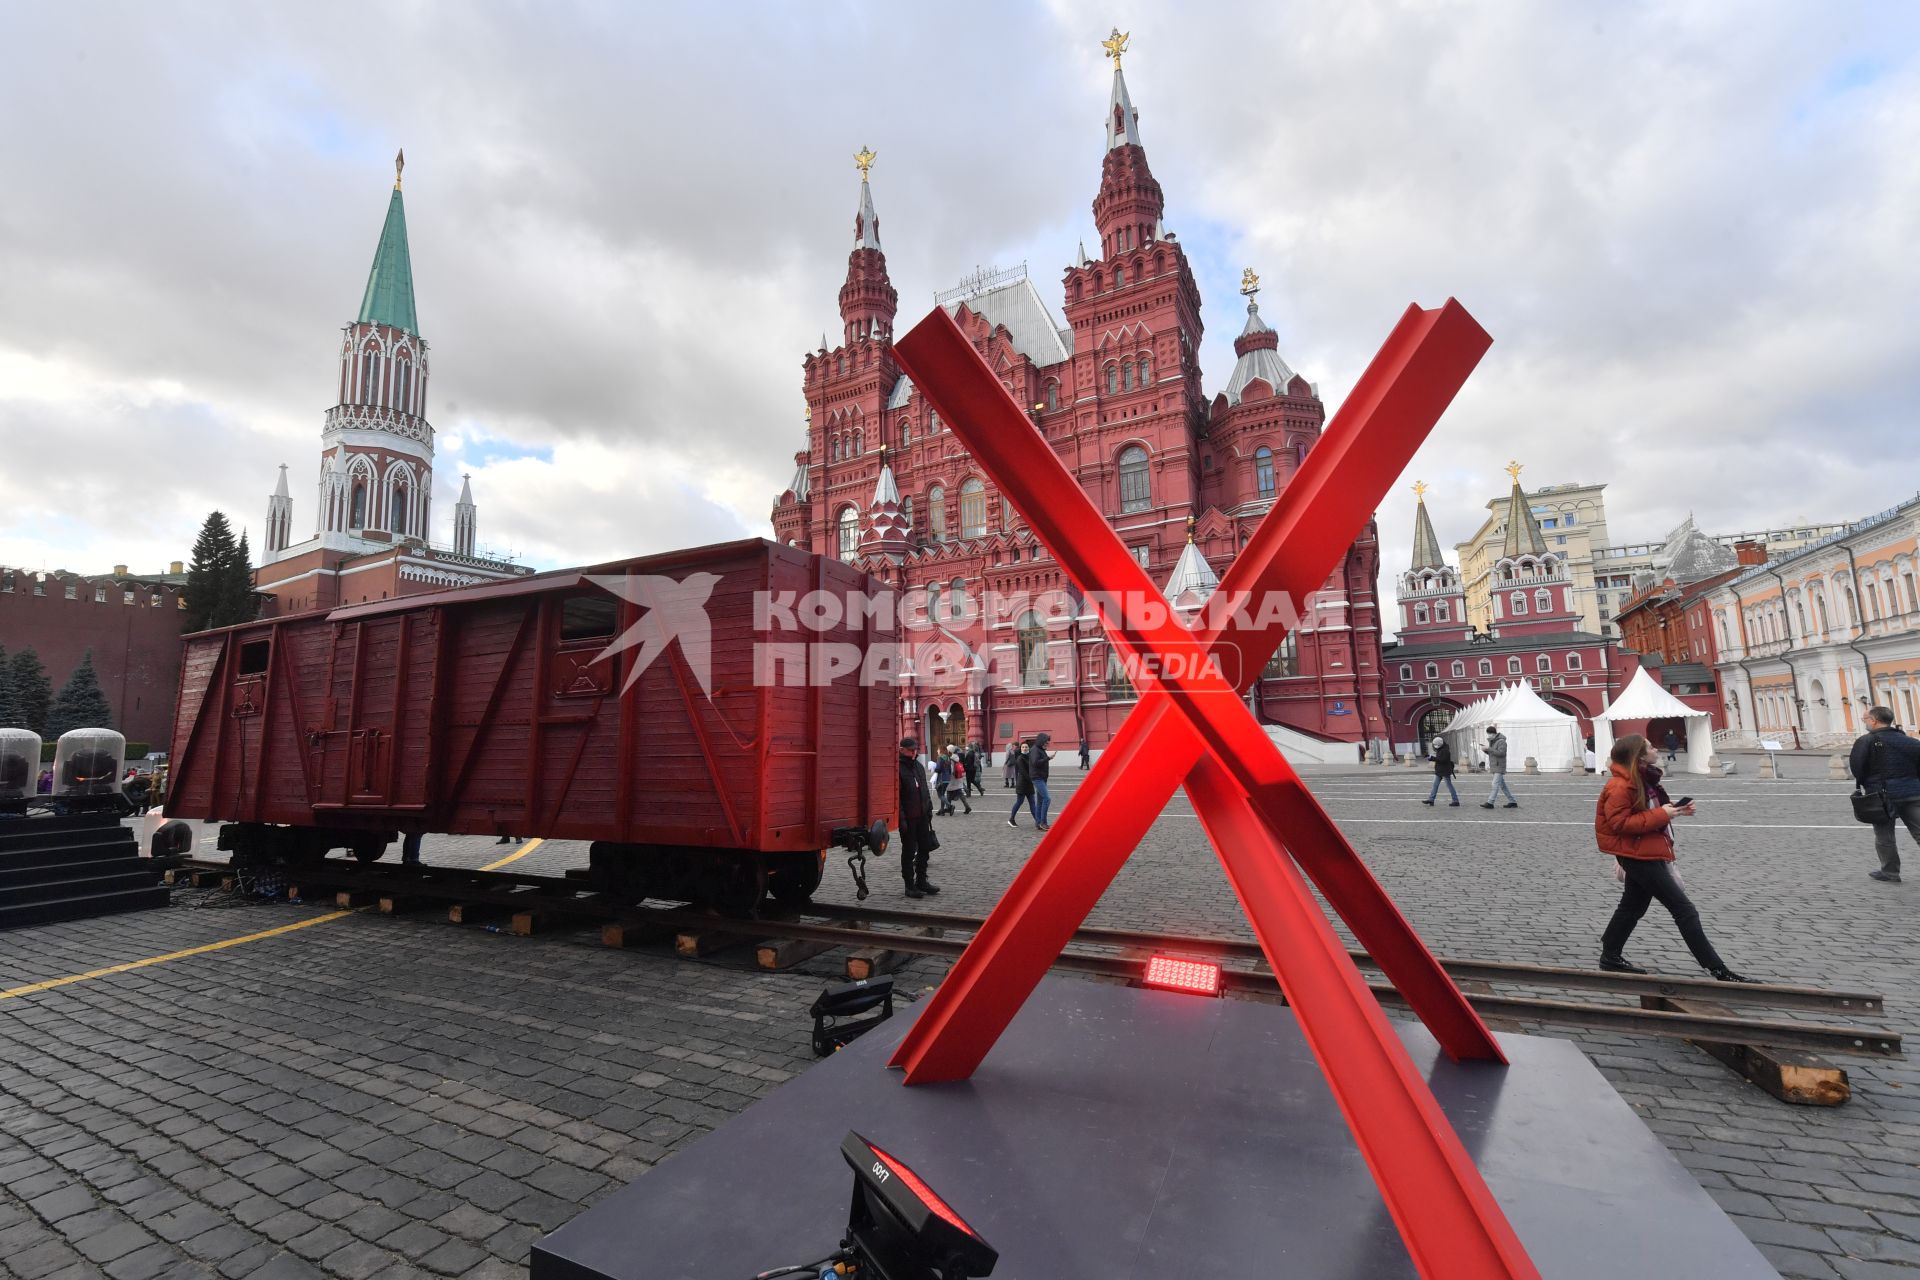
[854,146,877,181]
[1240,267,1260,297]
[1102,28,1129,68]
[1505,460,1524,483]
[1412,480,1428,501]
[394,148,405,191]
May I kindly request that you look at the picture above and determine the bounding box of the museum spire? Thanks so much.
[839,146,898,346]
[1091,30,1164,261]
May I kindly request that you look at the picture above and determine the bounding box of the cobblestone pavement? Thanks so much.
[2,764,1915,1278]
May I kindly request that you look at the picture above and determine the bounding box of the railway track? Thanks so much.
[174,857,1902,1063]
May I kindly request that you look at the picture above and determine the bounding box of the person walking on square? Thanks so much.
[945,745,972,814]
[1078,738,1091,769]
[1479,725,1517,808]
[1030,732,1057,829]
[964,742,984,796]
[933,750,955,816]
[1007,741,1042,828]
[1003,745,1017,789]
[1663,729,1680,764]
[1596,734,1753,982]
[1850,705,1920,883]
[1422,736,1459,807]
[897,736,939,898]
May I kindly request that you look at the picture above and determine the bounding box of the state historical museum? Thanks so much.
[771,36,1384,756]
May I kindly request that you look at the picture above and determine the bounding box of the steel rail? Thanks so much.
[183,859,1900,1056]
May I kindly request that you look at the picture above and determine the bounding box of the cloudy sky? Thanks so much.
[2,1,1915,622]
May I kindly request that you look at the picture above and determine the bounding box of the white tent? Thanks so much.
[1594,668,1714,776]
[1465,681,1583,772]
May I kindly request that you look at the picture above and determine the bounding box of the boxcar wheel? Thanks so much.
[350,834,389,863]
[766,856,824,906]
[711,857,769,918]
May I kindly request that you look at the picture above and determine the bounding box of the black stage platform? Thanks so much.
[533,977,1775,1279]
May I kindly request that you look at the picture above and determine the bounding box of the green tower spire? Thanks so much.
[356,150,418,335]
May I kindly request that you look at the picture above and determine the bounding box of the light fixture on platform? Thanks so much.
[1141,955,1223,997]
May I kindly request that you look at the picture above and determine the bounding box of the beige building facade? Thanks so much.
[1703,494,1920,748]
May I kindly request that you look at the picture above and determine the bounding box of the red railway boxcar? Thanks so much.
[166,539,898,913]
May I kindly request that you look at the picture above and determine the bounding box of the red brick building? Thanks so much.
[254,153,528,616]
[1383,476,1640,754]
[1612,539,1767,728]
[771,38,1385,755]
[0,564,188,747]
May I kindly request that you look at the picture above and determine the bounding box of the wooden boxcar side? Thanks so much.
[167,539,897,891]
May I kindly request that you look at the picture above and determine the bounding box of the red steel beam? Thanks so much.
[889,302,1538,1280]
[891,300,1499,1083]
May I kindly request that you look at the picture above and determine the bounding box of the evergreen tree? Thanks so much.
[9,649,52,738]
[183,511,238,632]
[47,652,115,737]
[217,531,258,627]
[0,644,17,730]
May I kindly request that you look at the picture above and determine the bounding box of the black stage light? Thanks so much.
[809,976,894,1058]
[838,1131,997,1279]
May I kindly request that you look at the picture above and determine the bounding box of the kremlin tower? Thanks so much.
[253,153,528,615]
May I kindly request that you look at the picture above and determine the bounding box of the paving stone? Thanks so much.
[76,1220,160,1265]
[104,1241,187,1280]
[415,1238,490,1276]
[317,1240,399,1280]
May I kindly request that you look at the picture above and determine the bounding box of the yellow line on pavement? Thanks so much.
[0,910,356,1000]
[481,837,543,872]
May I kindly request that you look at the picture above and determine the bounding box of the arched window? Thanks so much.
[1451,661,1466,678]
[1018,612,1049,687]
[1535,589,1552,613]
[1114,265,1125,287]
[1478,659,1493,676]
[1567,652,1583,670]
[1537,654,1552,673]
[948,578,967,621]
[349,481,367,528]
[829,436,839,462]
[1845,587,1858,625]
[1254,446,1275,499]
[1117,446,1150,513]
[1814,592,1829,633]
[390,486,408,536]
[1510,591,1528,615]
[959,479,986,538]
[1400,664,1413,681]
[1424,663,1439,679]
[900,418,912,446]
[852,429,862,456]
[1435,599,1450,621]
[837,506,859,561]
[1866,582,1881,621]
[929,411,940,432]
[395,358,411,414]
[360,350,379,404]
[1507,657,1522,675]
[1003,497,1017,530]
[1414,604,1429,624]
[1045,381,1059,410]
[901,496,914,531]
[1106,364,1118,395]
[928,485,947,541]
[1137,356,1150,387]
[1121,362,1133,392]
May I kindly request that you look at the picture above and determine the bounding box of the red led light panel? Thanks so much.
[1143,955,1222,996]
[868,1142,981,1239]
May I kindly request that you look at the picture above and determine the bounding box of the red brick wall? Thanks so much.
[0,569,185,747]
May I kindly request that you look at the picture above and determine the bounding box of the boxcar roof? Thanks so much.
[323,537,781,624]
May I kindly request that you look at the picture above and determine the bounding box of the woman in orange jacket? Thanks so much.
[1596,734,1755,982]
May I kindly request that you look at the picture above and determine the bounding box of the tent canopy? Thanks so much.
[1595,668,1701,723]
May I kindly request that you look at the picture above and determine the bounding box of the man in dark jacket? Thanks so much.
[1030,732,1056,829]
[1849,706,1920,883]
[964,741,984,796]
[1421,737,1459,807]
[897,737,939,898]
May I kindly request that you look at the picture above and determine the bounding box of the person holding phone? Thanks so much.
[1595,733,1754,982]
